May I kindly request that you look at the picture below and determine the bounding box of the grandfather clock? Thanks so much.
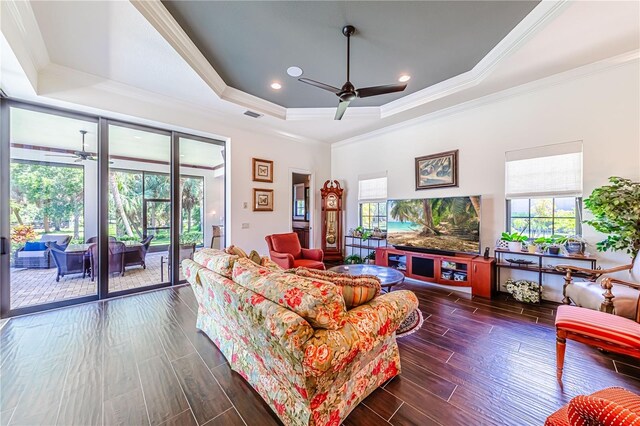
[320,180,344,261]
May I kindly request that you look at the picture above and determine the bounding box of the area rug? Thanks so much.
[396,308,424,338]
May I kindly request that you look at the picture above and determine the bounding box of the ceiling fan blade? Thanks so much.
[334,100,350,120]
[299,78,341,94]
[357,83,407,98]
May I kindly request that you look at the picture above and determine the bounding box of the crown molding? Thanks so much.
[131,0,570,122]
[36,63,325,146]
[379,0,569,118]
[221,86,286,119]
[0,0,50,90]
[333,50,640,148]
[130,0,226,95]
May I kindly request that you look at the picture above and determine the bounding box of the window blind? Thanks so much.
[358,175,387,201]
[505,141,583,199]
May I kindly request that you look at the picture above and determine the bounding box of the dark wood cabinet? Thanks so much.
[376,247,496,298]
[293,227,309,249]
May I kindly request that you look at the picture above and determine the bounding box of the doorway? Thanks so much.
[291,172,312,249]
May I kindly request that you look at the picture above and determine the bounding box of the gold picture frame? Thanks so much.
[252,158,274,183]
[253,188,274,211]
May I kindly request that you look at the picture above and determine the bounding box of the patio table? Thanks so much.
[65,241,142,253]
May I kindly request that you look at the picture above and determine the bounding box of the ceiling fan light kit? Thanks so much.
[298,25,408,120]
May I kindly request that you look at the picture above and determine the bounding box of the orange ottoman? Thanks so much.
[545,387,640,426]
[555,305,640,380]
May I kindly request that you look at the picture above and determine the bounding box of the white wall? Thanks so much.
[332,60,640,301]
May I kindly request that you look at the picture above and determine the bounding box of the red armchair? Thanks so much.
[265,232,325,270]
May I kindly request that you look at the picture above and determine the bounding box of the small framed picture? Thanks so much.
[252,158,273,183]
[253,188,274,211]
[415,149,459,190]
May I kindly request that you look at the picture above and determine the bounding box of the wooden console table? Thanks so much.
[375,247,496,298]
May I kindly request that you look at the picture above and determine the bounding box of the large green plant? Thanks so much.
[584,177,640,258]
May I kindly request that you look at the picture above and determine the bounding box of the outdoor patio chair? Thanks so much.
[124,235,154,270]
[160,243,196,282]
[89,242,126,281]
[14,234,71,269]
[85,236,117,243]
[50,245,87,282]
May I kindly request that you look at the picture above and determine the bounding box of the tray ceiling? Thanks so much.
[162,1,539,108]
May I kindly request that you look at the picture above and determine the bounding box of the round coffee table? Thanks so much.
[328,264,404,292]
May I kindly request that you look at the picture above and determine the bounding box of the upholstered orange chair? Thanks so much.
[545,387,640,426]
[265,232,325,270]
[555,305,640,381]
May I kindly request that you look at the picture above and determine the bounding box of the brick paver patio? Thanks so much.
[9,252,176,309]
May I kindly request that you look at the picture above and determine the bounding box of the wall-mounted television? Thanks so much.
[387,196,481,254]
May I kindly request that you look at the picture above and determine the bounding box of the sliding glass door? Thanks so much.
[107,123,172,294]
[0,99,226,317]
[1,104,99,315]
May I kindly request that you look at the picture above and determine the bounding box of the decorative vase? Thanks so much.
[507,241,523,252]
[565,242,585,255]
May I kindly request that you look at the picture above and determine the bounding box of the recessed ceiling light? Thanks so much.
[287,66,303,77]
[270,82,282,90]
[398,75,411,83]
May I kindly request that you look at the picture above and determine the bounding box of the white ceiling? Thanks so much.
[1,1,639,144]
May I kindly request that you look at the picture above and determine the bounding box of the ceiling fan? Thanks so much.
[298,25,408,120]
[46,130,98,162]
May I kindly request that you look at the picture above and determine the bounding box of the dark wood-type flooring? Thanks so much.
[1,280,639,426]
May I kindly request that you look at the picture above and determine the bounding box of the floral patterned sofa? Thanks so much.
[182,249,418,426]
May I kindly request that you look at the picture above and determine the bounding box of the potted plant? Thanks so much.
[563,235,588,255]
[365,251,376,264]
[344,254,363,264]
[584,177,640,260]
[533,236,564,255]
[500,231,528,252]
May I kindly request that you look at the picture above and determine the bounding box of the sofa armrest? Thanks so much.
[301,248,323,262]
[270,252,295,269]
[303,290,418,377]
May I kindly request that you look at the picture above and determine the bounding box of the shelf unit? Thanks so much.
[376,247,495,298]
[494,248,597,303]
[344,236,387,261]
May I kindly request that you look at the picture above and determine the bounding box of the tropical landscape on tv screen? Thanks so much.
[387,196,481,253]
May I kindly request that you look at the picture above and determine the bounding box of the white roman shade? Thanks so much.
[358,173,387,201]
[505,141,583,199]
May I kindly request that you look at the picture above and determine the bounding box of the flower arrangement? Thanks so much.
[11,225,37,244]
[505,279,541,303]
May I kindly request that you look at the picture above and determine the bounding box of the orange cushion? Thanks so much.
[567,388,640,426]
[555,305,640,348]
[293,259,325,270]
[545,387,640,426]
[270,233,302,259]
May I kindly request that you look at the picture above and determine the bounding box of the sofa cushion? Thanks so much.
[270,233,302,259]
[555,305,640,348]
[293,259,325,270]
[24,242,47,251]
[291,268,381,308]
[261,256,285,271]
[566,280,640,321]
[193,248,239,279]
[232,258,346,330]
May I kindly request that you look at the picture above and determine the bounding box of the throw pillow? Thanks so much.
[260,256,284,271]
[24,241,47,251]
[290,268,381,308]
[193,248,239,279]
[224,245,263,266]
[232,258,346,330]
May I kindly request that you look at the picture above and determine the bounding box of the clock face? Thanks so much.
[326,194,338,209]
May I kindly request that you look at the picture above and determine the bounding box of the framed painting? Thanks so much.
[252,158,273,183]
[253,188,274,211]
[415,149,459,190]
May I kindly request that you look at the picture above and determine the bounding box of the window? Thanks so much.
[505,141,583,237]
[358,174,387,230]
[360,202,388,230]
[508,197,581,238]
